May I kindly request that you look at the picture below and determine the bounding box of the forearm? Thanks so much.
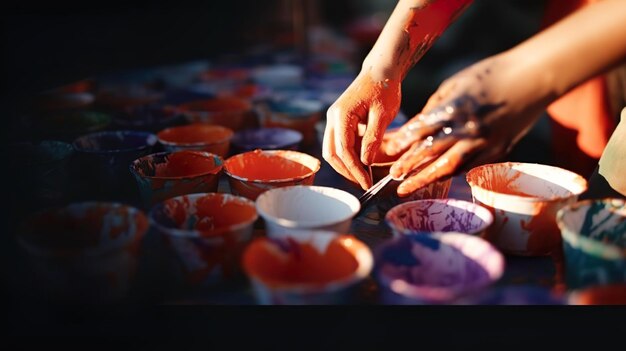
[362,0,473,81]
[508,0,626,105]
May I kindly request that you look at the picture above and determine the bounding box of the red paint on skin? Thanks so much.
[157,124,233,145]
[244,239,359,286]
[154,151,221,178]
[225,150,314,181]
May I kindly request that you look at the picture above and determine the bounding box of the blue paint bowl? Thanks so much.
[72,131,157,201]
[457,286,565,305]
[557,198,626,289]
[374,232,505,304]
[231,127,303,152]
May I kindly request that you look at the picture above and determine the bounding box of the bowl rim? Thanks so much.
[129,150,223,180]
[231,127,303,150]
[243,232,373,294]
[556,198,626,258]
[223,150,321,184]
[149,192,259,239]
[384,198,494,236]
[255,185,360,229]
[466,162,588,203]
[374,232,505,302]
[157,124,234,147]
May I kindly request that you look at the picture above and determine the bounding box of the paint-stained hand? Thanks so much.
[323,71,401,190]
[387,53,550,197]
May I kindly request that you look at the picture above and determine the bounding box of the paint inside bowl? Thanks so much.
[158,124,233,145]
[231,128,302,151]
[243,236,359,286]
[151,193,257,236]
[134,150,222,179]
[385,199,493,236]
[225,150,319,182]
[375,233,504,303]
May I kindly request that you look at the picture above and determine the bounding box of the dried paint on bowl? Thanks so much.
[150,193,258,285]
[157,124,234,157]
[224,149,320,200]
[130,150,223,207]
[178,97,257,131]
[466,162,588,256]
[231,127,303,152]
[556,198,626,289]
[374,232,505,304]
[18,202,149,302]
[242,231,373,304]
[255,185,360,238]
[385,199,493,237]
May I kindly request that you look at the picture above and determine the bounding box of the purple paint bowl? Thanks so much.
[231,127,303,152]
[385,199,494,238]
[72,131,157,200]
[112,103,184,132]
[374,232,505,304]
[17,202,149,302]
[456,286,566,305]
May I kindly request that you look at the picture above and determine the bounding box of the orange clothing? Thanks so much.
[542,0,617,178]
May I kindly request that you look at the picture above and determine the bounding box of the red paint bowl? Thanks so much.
[224,149,321,200]
[17,202,149,302]
[178,97,257,131]
[150,193,258,286]
[242,231,373,304]
[157,124,234,157]
[130,150,223,207]
[466,162,588,256]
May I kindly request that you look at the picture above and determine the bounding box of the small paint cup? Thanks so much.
[256,185,360,237]
[8,140,74,210]
[385,199,494,237]
[556,198,626,289]
[375,232,505,304]
[72,130,157,201]
[259,99,323,146]
[17,202,149,302]
[177,97,257,131]
[466,162,588,256]
[112,103,183,132]
[157,124,234,157]
[223,149,321,200]
[34,110,112,142]
[231,127,303,153]
[130,150,223,208]
[568,284,626,305]
[457,286,565,305]
[242,231,373,304]
[149,193,258,286]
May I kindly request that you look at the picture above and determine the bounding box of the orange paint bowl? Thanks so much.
[130,150,223,208]
[149,193,258,286]
[17,202,149,302]
[466,162,588,256]
[223,149,321,200]
[177,97,257,131]
[242,231,373,304]
[157,124,234,157]
[255,185,360,238]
